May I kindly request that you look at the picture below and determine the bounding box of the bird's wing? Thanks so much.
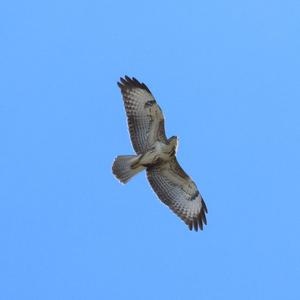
[147,157,207,231]
[117,76,167,154]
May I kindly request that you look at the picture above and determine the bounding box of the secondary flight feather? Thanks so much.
[112,76,207,231]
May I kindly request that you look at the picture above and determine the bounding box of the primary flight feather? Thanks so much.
[112,76,207,231]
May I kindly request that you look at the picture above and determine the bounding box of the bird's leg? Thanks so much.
[133,148,160,168]
[130,154,143,168]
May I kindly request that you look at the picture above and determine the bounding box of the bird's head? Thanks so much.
[168,136,178,152]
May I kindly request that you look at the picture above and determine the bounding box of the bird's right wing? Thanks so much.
[117,76,168,154]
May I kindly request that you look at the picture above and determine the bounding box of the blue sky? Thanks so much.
[1,1,300,299]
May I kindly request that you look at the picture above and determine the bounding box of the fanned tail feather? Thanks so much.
[112,155,144,184]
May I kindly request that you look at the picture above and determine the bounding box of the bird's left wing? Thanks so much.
[147,157,207,231]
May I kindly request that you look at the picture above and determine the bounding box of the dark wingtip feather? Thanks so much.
[202,209,207,225]
[120,77,127,85]
[132,77,140,85]
[202,199,208,213]
[193,219,198,231]
[188,198,208,232]
[199,219,203,230]
[117,76,152,94]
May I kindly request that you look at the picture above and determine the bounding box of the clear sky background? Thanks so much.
[1,1,300,299]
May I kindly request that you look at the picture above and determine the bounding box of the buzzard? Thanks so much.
[112,76,207,231]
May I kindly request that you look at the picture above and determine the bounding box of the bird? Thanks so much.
[112,76,207,231]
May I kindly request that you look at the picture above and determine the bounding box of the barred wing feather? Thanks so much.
[147,157,207,231]
[117,76,167,154]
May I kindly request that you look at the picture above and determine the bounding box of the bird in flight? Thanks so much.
[112,76,207,231]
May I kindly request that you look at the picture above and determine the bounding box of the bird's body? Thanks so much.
[135,138,177,167]
[112,76,207,231]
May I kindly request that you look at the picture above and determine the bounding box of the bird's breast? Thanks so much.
[139,141,173,166]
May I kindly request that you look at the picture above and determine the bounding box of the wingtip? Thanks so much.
[117,76,130,90]
[193,219,199,231]
[202,209,207,225]
[202,199,208,214]
[117,75,152,94]
[187,200,208,232]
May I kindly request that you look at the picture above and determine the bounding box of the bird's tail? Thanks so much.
[112,155,145,184]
